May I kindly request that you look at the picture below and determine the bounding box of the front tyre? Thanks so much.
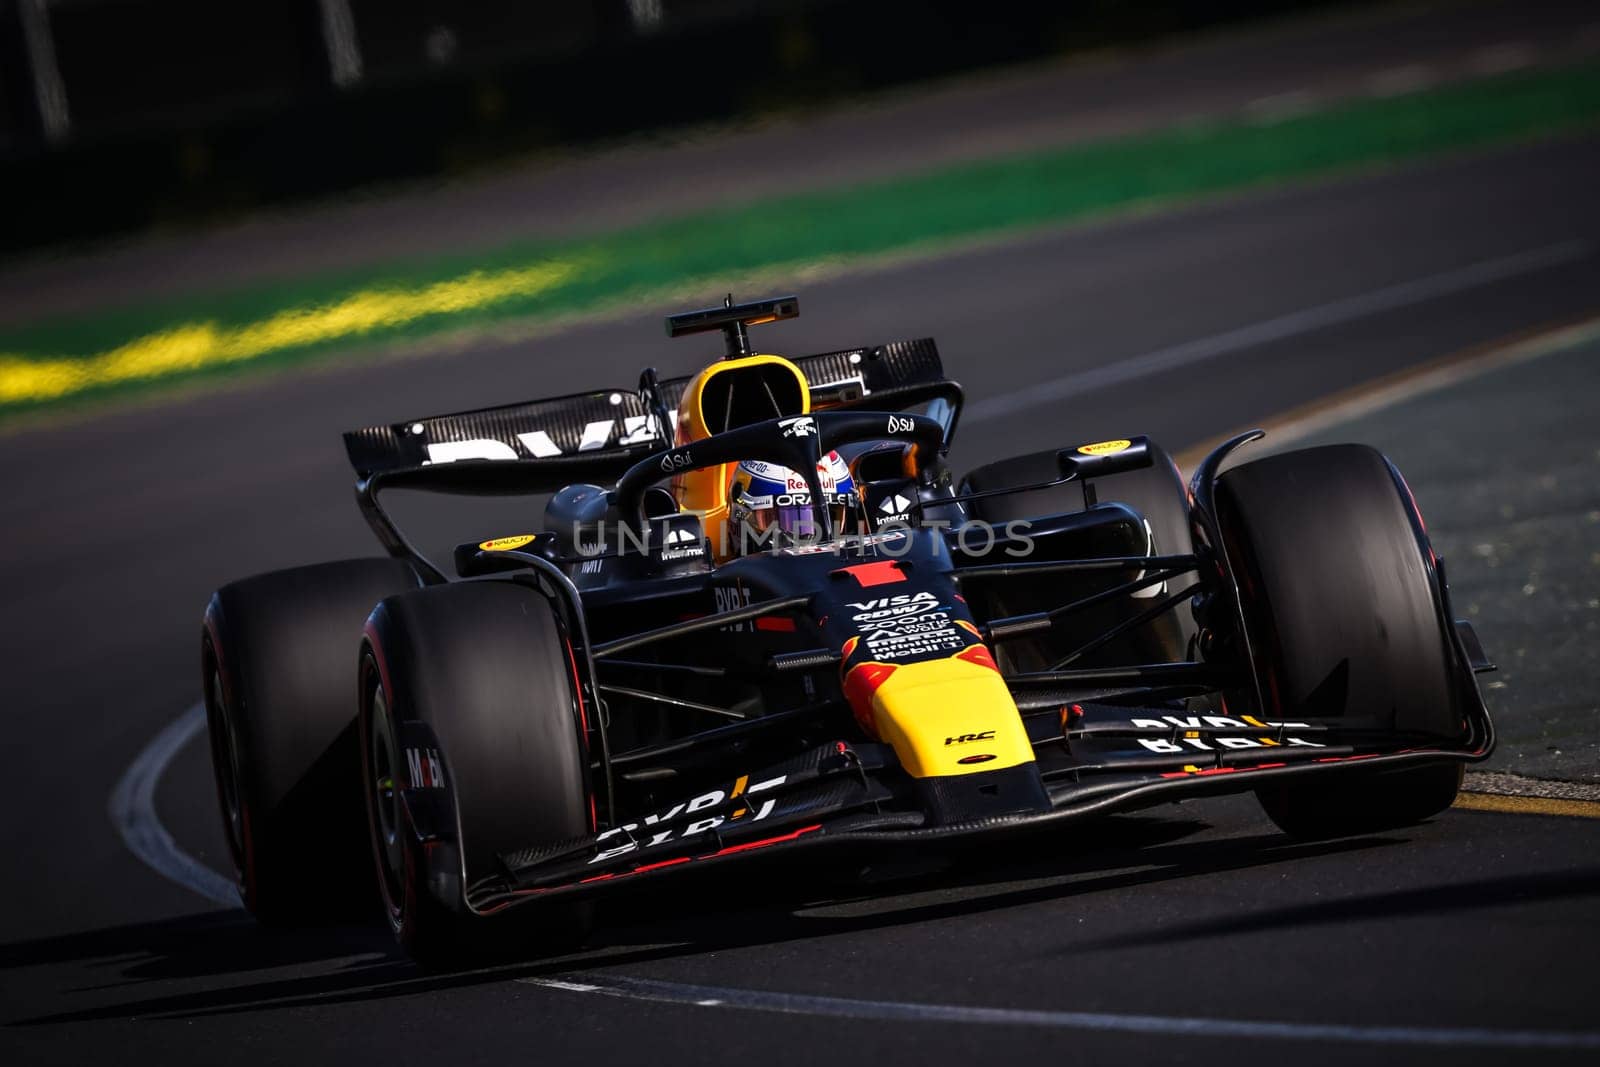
[1215,444,1466,838]
[360,581,594,969]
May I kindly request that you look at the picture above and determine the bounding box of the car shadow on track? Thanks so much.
[1067,865,1600,953]
[3,811,1433,1028]
[0,911,400,988]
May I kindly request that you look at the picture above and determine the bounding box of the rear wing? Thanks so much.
[342,337,951,479]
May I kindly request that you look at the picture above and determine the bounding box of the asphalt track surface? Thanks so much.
[5,134,1600,1067]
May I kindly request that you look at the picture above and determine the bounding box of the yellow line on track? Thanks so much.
[1454,792,1600,819]
[0,259,576,404]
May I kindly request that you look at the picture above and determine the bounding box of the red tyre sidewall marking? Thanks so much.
[560,636,598,833]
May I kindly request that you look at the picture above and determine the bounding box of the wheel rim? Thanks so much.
[367,683,405,920]
[206,666,245,866]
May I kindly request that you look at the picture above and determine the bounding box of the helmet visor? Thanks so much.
[771,503,851,542]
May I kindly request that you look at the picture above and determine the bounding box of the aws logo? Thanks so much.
[944,730,995,746]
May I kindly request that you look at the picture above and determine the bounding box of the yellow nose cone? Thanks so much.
[844,645,1034,778]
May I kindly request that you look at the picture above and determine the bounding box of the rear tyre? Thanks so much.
[959,441,1197,662]
[201,558,421,922]
[360,581,594,970]
[1215,444,1464,838]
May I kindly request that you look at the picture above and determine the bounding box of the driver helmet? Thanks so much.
[727,451,857,554]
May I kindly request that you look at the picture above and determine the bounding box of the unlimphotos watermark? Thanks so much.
[567,518,1037,559]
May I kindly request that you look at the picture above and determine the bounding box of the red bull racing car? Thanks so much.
[201,295,1496,967]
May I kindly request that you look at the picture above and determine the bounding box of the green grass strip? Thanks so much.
[5,61,1599,419]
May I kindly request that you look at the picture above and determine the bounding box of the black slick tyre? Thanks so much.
[201,558,421,922]
[360,580,594,970]
[1215,443,1464,838]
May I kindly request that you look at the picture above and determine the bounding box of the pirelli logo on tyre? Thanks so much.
[1077,439,1132,456]
[479,534,536,552]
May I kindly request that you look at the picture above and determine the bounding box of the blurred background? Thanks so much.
[1,0,1392,250]
[2,0,1598,1058]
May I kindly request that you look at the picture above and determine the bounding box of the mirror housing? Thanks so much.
[1056,436,1153,481]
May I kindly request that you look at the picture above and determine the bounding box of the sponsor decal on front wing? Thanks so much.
[589,774,788,864]
[1129,714,1326,753]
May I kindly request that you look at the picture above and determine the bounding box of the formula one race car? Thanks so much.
[201,295,1496,967]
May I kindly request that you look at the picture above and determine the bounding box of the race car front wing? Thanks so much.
[464,699,1493,916]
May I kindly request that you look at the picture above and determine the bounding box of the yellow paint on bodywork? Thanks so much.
[670,353,811,559]
[864,656,1033,778]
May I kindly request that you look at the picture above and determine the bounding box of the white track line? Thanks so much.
[963,240,1592,424]
[109,699,1600,1047]
[107,701,240,907]
[520,973,1600,1050]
